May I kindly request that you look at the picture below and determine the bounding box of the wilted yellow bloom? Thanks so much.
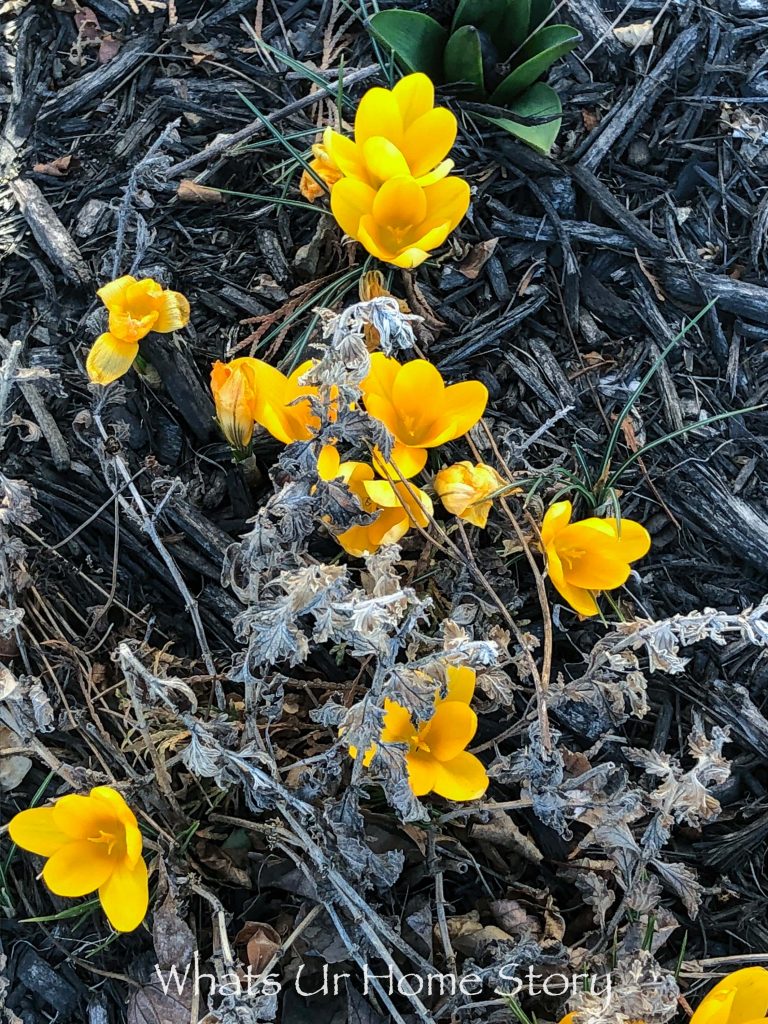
[210,357,261,451]
[331,174,469,268]
[299,140,343,202]
[434,461,505,528]
[689,967,768,1024]
[541,500,651,618]
[86,276,189,385]
[362,353,487,471]
[8,785,148,932]
[350,665,488,801]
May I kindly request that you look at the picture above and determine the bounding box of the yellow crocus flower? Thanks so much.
[361,353,487,466]
[541,500,651,618]
[350,665,488,801]
[323,73,457,189]
[8,785,148,932]
[86,276,189,385]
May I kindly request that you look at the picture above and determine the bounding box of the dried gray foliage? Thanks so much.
[563,951,679,1024]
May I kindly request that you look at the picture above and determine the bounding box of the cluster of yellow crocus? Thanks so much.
[300,74,470,268]
[349,665,488,802]
[8,785,148,932]
[561,967,768,1024]
[86,276,190,385]
[210,349,488,556]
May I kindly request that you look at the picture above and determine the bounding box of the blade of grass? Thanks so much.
[595,299,716,491]
[253,36,356,109]
[236,89,329,194]
[675,930,689,980]
[604,404,765,491]
[21,898,101,923]
[215,186,330,214]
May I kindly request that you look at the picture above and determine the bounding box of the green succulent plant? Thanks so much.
[369,0,581,154]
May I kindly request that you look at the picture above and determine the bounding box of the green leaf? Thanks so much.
[452,0,531,55]
[528,0,552,31]
[368,10,448,81]
[490,24,581,103]
[443,25,486,98]
[481,81,562,154]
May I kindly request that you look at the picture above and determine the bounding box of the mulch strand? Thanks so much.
[2,1,768,1023]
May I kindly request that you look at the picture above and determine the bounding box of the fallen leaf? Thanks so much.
[127,983,191,1024]
[458,238,498,280]
[33,155,77,177]
[178,179,224,204]
[233,921,281,973]
[99,36,121,63]
[471,811,542,863]
[614,21,654,47]
[0,725,32,791]
[153,894,197,970]
[74,6,100,39]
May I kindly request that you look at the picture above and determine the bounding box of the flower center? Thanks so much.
[411,730,431,754]
[557,543,585,572]
[89,829,121,857]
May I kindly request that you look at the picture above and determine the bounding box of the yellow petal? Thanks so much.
[551,575,600,618]
[99,856,148,932]
[317,444,341,481]
[52,794,115,840]
[419,176,471,236]
[444,665,476,705]
[323,128,367,180]
[406,749,437,796]
[8,806,70,857]
[86,332,139,385]
[428,381,489,447]
[392,73,434,128]
[556,524,632,589]
[431,751,489,801]
[605,518,651,562]
[330,178,376,239]
[90,786,139,830]
[108,309,158,343]
[380,699,415,745]
[401,108,457,178]
[375,507,412,547]
[373,443,428,480]
[420,701,477,761]
[386,246,432,269]
[363,137,411,183]
[363,352,400,402]
[415,159,454,187]
[153,290,190,333]
[691,968,768,1024]
[372,177,427,230]
[96,275,136,309]
[355,87,403,149]
[541,500,572,547]
[43,839,114,897]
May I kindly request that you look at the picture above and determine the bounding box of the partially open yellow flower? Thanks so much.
[331,174,469,268]
[86,276,190,385]
[434,461,505,528]
[8,785,148,932]
[323,73,458,189]
[210,357,261,451]
[299,140,343,202]
[361,353,487,469]
[209,357,328,446]
[690,967,768,1024]
[350,665,488,801]
[334,466,434,557]
[540,500,651,618]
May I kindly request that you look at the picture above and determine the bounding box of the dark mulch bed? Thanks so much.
[2,1,768,1022]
